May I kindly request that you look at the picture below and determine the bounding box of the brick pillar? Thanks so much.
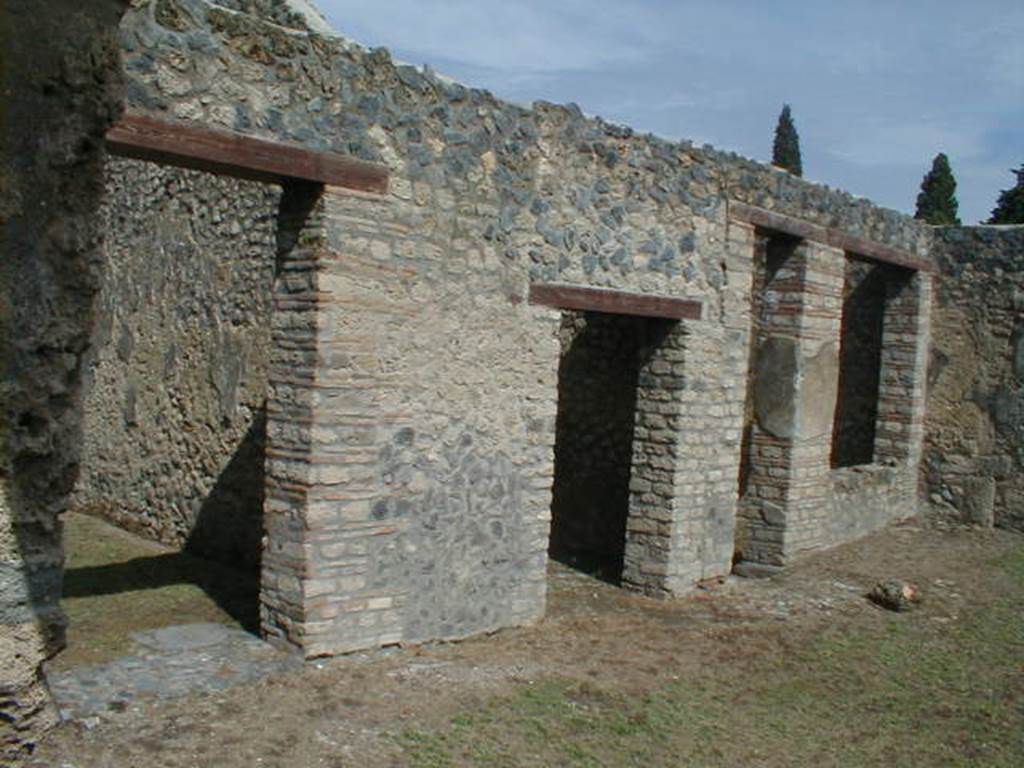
[740,239,844,567]
[875,272,931,467]
[262,184,408,657]
[295,186,407,657]
[622,220,755,596]
[260,182,325,651]
[622,321,687,595]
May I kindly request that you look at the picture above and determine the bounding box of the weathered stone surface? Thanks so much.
[926,226,1024,531]
[1,0,127,760]
[0,0,947,739]
[736,237,926,570]
[956,476,996,527]
[71,158,280,569]
[550,311,660,574]
[753,337,799,439]
[800,341,840,440]
[47,622,301,721]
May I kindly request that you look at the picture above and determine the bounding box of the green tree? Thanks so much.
[988,165,1024,224]
[772,104,802,177]
[914,153,960,225]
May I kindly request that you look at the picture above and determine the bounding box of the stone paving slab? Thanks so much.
[46,624,303,721]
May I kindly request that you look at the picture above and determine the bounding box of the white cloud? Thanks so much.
[318,0,661,74]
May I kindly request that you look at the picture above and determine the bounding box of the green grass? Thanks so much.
[399,543,1024,768]
[54,513,257,670]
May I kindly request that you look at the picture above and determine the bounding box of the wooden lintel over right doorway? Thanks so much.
[529,283,703,321]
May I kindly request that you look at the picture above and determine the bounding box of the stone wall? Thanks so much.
[926,226,1024,530]
[734,230,928,570]
[98,0,934,655]
[0,1,126,761]
[826,464,918,544]
[260,186,558,656]
[118,1,931,260]
[71,157,280,569]
[0,0,949,756]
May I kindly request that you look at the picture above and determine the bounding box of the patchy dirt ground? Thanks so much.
[49,514,257,673]
[30,514,1024,767]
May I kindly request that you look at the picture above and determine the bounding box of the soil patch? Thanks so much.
[32,515,1024,767]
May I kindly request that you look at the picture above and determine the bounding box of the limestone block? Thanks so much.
[753,336,798,439]
[799,341,839,440]
[956,476,996,527]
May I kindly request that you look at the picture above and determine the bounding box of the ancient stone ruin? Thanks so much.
[2,0,1022,760]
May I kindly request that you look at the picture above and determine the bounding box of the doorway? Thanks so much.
[549,310,677,584]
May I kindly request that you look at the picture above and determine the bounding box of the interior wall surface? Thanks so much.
[926,226,1024,530]
[72,157,281,569]
[550,310,651,575]
[832,257,887,468]
[112,0,933,654]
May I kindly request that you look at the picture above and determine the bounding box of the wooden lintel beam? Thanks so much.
[529,283,702,321]
[729,201,931,272]
[106,113,389,193]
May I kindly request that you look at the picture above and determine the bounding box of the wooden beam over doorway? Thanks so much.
[529,283,703,321]
[106,112,389,193]
[728,201,931,272]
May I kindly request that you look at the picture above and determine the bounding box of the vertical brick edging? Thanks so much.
[875,272,931,467]
[622,219,756,595]
[737,238,845,566]
[260,182,326,651]
[622,321,689,595]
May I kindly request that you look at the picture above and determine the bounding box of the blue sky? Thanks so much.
[314,1,1023,224]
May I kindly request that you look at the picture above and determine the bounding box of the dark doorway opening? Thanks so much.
[549,310,673,584]
[831,257,912,468]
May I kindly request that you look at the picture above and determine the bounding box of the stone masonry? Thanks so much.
[72,157,281,569]
[2,0,978,758]
[550,311,662,573]
[83,0,935,656]
[0,0,127,760]
[734,226,929,570]
[926,226,1024,530]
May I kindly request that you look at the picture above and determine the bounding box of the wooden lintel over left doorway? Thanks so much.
[106,112,389,194]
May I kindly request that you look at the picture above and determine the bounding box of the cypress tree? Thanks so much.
[914,153,960,225]
[988,165,1024,224]
[772,104,802,177]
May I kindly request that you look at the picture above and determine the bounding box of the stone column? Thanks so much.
[740,239,844,567]
[1,1,126,760]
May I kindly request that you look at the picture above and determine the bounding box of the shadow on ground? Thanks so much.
[53,513,260,671]
[63,549,259,633]
[548,549,625,586]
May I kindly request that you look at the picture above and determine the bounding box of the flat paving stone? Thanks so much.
[46,623,303,721]
[132,622,237,652]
